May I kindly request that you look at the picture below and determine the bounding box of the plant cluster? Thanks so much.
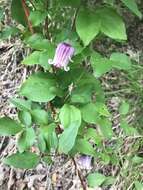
[0,0,143,189]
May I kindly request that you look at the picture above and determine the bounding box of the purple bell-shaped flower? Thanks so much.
[48,42,74,71]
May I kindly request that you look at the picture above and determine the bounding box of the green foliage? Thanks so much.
[59,0,81,7]
[76,8,100,46]
[91,55,113,77]
[0,8,4,21]
[31,109,48,125]
[0,26,20,39]
[91,52,132,77]
[110,53,132,70]
[85,128,103,145]
[81,103,100,124]
[17,127,36,152]
[87,172,106,188]
[3,152,39,169]
[59,121,80,153]
[81,102,110,124]
[20,72,59,102]
[10,98,31,111]
[134,181,143,190]
[18,111,32,126]
[59,104,81,128]
[0,117,22,136]
[11,0,27,26]
[1,1,141,184]
[120,121,138,136]
[76,7,126,46]
[40,123,58,151]
[119,101,130,115]
[25,34,55,51]
[98,118,114,139]
[74,138,95,156]
[29,11,47,26]
[96,7,127,40]
[121,0,142,19]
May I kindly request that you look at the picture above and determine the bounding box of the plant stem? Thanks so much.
[29,0,36,9]
[44,0,51,40]
[71,5,81,30]
[72,158,87,190]
[22,0,34,34]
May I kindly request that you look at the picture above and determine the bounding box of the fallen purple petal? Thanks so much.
[78,155,92,169]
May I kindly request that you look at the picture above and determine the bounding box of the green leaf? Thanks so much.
[100,152,110,165]
[103,0,115,5]
[31,109,48,125]
[0,8,4,21]
[39,51,51,70]
[132,155,143,165]
[110,53,132,70]
[3,152,39,169]
[17,127,36,152]
[22,51,40,65]
[59,121,80,154]
[10,98,31,111]
[38,133,46,153]
[11,0,27,26]
[29,11,46,26]
[120,121,138,136]
[75,138,95,156]
[18,111,32,126]
[76,8,100,46]
[59,104,81,128]
[42,156,53,165]
[48,130,58,150]
[22,51,53,70]
[42,123,58,150]
[85,128,103,145]
[91,53,113,77]
[87,172,106,188]
[59,0,81,7]
[25,34,55,51]
[0,117,22,136]
[1,26,20,39]
[96,7,127,40]
[121,0,142,18]
[20,72,58,102]
[81,103,99,124]
[76,7,126,45]
[98,118,113,139]
[103,176,115,186]
[119,101,130,115]
[95,102,110,117]
[134,181,143,190]
[71,85,93,104]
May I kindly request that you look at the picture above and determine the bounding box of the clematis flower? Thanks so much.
[78,155,92,169]
[48,42,74,71]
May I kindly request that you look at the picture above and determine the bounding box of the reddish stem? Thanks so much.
[72,158,87,190]
[21,0,34,34]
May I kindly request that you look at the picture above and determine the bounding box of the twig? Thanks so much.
[71,5,81,30]
[29,0,36,9]
[44,0,51,40]
[72,158,87,190]
[48,102,63,134]
[22,0,34,34]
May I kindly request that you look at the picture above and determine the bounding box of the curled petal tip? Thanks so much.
[69,57,74,63]
[48,59,53,65]
[64,66,70,72]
